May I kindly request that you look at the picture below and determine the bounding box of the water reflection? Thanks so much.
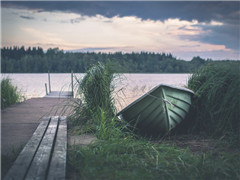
[1,73,190,111]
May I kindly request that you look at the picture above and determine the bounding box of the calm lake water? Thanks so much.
[1,73,191,111]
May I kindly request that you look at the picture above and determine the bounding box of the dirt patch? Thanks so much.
[68,134,96,146]
[166,135,216,153]
[162,135,240,154]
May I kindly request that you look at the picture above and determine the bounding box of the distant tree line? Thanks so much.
[2,46,44,59]
[1,46,236,73]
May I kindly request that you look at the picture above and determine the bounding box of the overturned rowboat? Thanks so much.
[117,84,194,136]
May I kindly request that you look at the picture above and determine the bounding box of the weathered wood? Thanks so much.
[44,91,73,98]
[45,83,48,95]
[71,71,74,97]
[4,116,67,180]
[48,71,51,93]
[25,117,59,180]
[47,116,67,180]
[3,117,50,180]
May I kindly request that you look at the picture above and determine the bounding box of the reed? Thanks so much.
[92,108,133,140]
[70,62,132,139]
[79,62,115,114]
[187,62,240,138]
[1,78,23,109]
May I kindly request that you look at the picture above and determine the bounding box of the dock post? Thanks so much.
[71,70,74,97]
[45,83,48,95]
[48,71,51,93]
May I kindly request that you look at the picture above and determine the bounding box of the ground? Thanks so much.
[162,135,240,155]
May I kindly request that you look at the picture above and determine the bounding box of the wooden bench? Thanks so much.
[4,116,67,180]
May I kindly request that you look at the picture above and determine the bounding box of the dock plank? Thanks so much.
[3,118,50,180]
[45,91,73,98]
[47,116,67,180]
[25,117,59,180]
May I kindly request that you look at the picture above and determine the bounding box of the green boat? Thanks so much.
[117,84,194,136]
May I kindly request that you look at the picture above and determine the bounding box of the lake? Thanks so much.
[1,73,191,111]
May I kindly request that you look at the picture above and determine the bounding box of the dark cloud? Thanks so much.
[177,23,240,51]
[2,1,240,51]
[196,24,239,51]
[19,15,34,20]
[2,1,239,23]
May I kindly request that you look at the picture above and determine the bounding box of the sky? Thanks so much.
[1,1,240,60]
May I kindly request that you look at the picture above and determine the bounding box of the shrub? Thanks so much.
[187,62,240,138]
[1,78,22,109]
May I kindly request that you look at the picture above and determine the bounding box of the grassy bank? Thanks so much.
[186,62,240,139]
[67,62,240,179]
[68,137,240,180]
[1,78,23,109]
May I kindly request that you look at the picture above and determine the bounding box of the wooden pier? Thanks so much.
[45,91,73,98]
[44,71,74,98]
[1,72,74,178]
[1,98,72,155]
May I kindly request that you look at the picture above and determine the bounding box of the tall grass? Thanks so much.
[68,62,240,179]
[70,62,131,139]
[92,108,132,140]
[79,62,115,115]
[1,78,23,109]
[187,62,240,138]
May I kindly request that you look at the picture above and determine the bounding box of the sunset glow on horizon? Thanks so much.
[2,1,240,60]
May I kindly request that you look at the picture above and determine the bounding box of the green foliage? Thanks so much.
[71,62,126,138]
[1,46,43,60]
[68,61,240,179]
[1,78,23,109]
[1,46,212,73]
[79,62,115,116]
[187,62,240,138]
[92,108,132,140]
[68,138,240,179]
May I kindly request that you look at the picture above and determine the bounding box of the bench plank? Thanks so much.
[25,117,59,180]
[47,116,67,180]
[4,116,67,180]
[3,118,50,180]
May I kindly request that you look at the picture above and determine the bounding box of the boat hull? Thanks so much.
[117,84,194,136]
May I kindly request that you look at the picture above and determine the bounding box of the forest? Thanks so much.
[1,46,237,73]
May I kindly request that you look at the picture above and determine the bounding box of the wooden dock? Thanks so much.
[1,72,75,178]
[1,97,72,155]
[1,97,73,178]
[45,91,73,98]
[44,71,74,98]
[3,116,67,180]
[1,72,74,155]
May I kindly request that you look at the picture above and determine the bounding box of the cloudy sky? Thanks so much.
[1,1,240,60]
